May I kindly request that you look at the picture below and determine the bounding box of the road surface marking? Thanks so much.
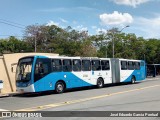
[146,78,159,81]
[0,109,9,111]
[15,84,160,111]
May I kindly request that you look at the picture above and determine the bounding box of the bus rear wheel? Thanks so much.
[55,81,65,93]
[97,78,104,88]
[131,76,136,84]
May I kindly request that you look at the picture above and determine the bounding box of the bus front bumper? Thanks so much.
[16,84,35,93]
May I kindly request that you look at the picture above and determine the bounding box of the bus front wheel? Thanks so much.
[97,78,104,88]
[55,81,65,93]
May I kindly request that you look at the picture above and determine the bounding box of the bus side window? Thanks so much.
[128,61,134,70]
[63,59,72,72]
[101,60,110,70]
[73,59,81,71]
[92,60,101,71]
[52,59,62,72]
[82,60,91,71]
[121,61,127,70]
[135,62,140,70]
[34,58,51,82]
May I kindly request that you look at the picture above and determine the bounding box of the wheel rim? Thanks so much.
[97,79,103,87]
[132,77,135,83]
[56,83,64,92]
[98,81,102,87]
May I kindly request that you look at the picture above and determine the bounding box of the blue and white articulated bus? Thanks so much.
[15,55,146,93]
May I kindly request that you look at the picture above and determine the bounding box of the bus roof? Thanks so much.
[19,55,144,61]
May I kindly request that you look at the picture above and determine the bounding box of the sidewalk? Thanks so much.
[0,92,19,98]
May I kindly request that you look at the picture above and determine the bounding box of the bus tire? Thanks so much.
[97,78,104,88]
[55,81,65,93]
[131,76,136,84]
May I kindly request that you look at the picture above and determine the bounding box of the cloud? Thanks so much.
[40,8,67,12]
[92,26,97,29]
[46,20,59,26]
[40,7,97,13]
[60,18,68,23]
[96,28,107,34]
[112,0,150,8]
[134,16,160,38]
[80,27,88,31]
[100,11,133,26]
[74,25,88,31]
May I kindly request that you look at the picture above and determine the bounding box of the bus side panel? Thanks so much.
[120,70,134,82]
[33,72,93,92]
[121,63,146,83]
[71,71,92,87]
[34,80,45,92]
[135,65,146,81]
[82,71,93,87]
[90,70,112,85]
[102,69,112,84]
[121,69,145,82]
[121,70,134,82]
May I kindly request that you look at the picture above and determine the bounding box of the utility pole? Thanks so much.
[34,24,39,53]
[112,25,130,58]
[35,34,37,52]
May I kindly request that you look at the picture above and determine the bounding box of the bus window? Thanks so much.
[92,60,101,71]
[34,58,51,82]
[141,61,144,66]
[82,60,91,71]
[63,59,72,72]
[128,61,134,70]
[135,62,140,70]
[73,59,81,71]
[52,59,62,72]
[121,61,127,70]
[101,60,110,70]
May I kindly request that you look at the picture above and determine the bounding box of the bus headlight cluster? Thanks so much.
[27,83,31,86]
[16,83,19,86]
[22,83,27,87]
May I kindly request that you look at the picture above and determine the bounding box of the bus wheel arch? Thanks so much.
[55,80,66,93]
[97,77,104,88]
[131,75,136,84]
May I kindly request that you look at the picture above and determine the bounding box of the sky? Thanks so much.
[0,0,160,39]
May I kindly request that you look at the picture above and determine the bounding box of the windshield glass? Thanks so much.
[16,57,33,82]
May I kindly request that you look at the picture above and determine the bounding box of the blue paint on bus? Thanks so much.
[33,72,92,92]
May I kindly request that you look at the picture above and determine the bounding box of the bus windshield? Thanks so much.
[16,57,33,82]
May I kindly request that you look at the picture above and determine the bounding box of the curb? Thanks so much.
[0,94,9,98]
[0,92,20,98]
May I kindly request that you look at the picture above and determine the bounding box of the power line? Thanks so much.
[0,19,25,27]
[0,21,25,29]
[0,19,26,39]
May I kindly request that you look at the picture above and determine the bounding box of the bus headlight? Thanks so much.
[27,83,31,86]
[16,83,19,86]
[22,83,27,87]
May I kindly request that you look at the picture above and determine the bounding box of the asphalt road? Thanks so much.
[0,77,160,120]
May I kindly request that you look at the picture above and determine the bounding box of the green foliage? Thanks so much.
[0,36,32,55]
[1,24,160,64]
